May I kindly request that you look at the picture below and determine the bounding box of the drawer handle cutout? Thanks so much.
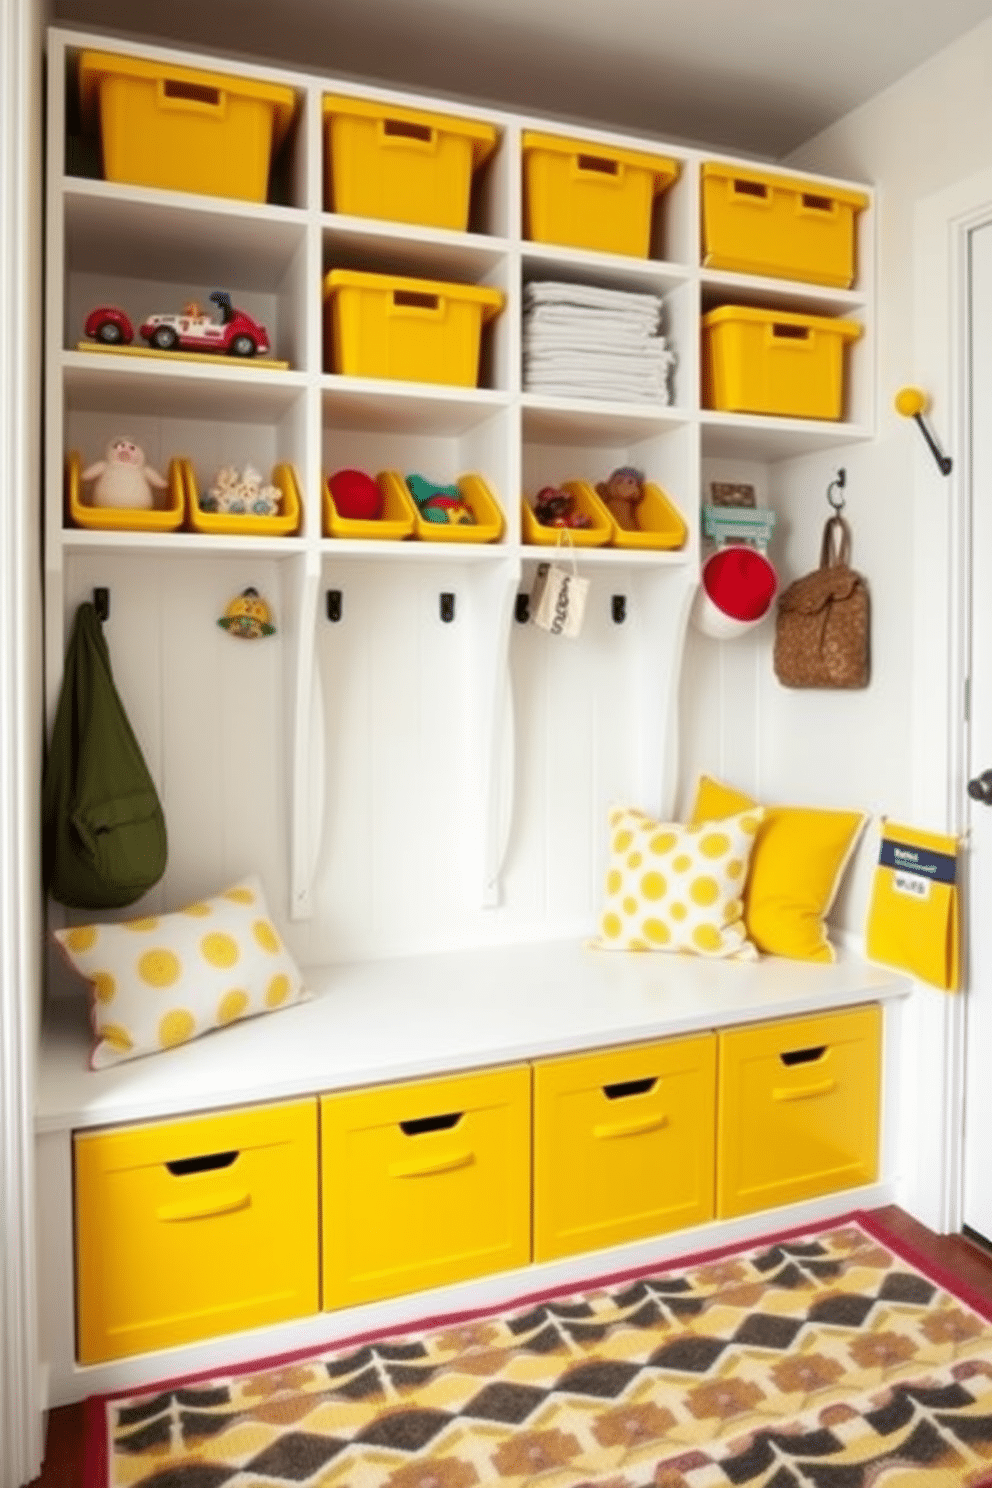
[594,1113,668,1140]
[773,1078,836,1102]
[383,118,434,144]
[389,1149,474,1178]
[779,1045,827,1067]
[577,153,619,176]
[603,1076,657,1100]
[158,1190,251,1222]
[400,1112,462,1136]
[163,79,222,109]
[772,323,810,341]
[166,1150,238,1176]
[733,178,767,199]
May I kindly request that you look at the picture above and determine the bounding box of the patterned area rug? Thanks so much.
[85,1212,992,1488]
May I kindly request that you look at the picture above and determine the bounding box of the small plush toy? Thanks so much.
[202,463,281,516]
[533,486,593,529]
[82,437,167,510]
[406,474,476,526]
[596,465,645,531]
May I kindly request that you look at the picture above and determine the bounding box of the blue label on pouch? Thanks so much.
[879,838,957,884]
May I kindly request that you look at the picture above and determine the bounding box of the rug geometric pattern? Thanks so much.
[92,1218,992,1488]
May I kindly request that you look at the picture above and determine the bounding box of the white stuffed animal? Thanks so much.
[82,437,167,510]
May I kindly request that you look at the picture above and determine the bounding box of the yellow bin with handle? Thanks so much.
[523,132,680,257]
[78,50,296,201]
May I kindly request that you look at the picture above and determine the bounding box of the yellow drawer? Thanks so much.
[321,1065,530,1308]
[716,1004,881,1219]
[74,1099,319,1364]
[533,1034,716,1262]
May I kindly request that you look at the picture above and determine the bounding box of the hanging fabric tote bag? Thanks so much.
[774,512,870,688]
[42,601,167,909]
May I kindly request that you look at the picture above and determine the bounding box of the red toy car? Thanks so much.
[84,291,271,358]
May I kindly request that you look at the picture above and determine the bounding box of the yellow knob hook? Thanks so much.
[894,386,953,475]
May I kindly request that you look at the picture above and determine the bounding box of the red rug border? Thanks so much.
[80,1206,992,1488]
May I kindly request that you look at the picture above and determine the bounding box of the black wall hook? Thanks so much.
[93,587,110,622]
[827,469,846,511]
[326,589,343,623]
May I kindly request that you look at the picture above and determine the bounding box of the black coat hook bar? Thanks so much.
[895,387,953,476]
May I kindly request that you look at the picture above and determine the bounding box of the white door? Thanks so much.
[963,216,992,1243]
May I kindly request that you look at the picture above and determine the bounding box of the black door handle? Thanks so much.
[968,769,992,804]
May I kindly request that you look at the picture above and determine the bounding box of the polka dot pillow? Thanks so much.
[54,875,310,1069]
[598,805,764,957]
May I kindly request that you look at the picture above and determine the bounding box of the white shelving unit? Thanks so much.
[44,25,875,962]
[35,24,890,1412]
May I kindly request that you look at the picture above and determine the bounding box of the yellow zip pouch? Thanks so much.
[865,820,960,991]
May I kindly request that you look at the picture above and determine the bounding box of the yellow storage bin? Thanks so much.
[324,269,504,387]
[66,449,185,532]
[702,163,869,288]
[321,1064,530,1309]
[533,1035,716,1261]
[324,95,497,230]
[74,1099,319,1363]
[521,480,612,547]
[403,471,504,543]
[605,480,688,550]
[716,1004,881,1220]
[78,50,295,202]
[523,133,679,258]
[182,460,302,536]
[323,468,415,540]
[702,305,862,420]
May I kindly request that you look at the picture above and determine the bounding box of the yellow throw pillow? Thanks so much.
[54,874,310,1069]
[689,775,867,963]
[598,804,764,957]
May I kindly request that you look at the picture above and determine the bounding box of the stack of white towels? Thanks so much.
[522,280,675,403]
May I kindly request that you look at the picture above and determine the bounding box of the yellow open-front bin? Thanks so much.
[605,480,688,550]
[523,132,680,258]
[324,269,504,387]
[522,480,611,547]
[402,471,504,543]
[701,163,868,288]
[78,50,296,202]
[323,469,416,540]
[323,95,497,229]
[702,305,862,420]
[182,460,302,536]
[66,449,185,532]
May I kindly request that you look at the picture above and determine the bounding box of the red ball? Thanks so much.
[329,468,382,521]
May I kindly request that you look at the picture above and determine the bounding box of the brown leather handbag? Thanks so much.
[773,513,870,688]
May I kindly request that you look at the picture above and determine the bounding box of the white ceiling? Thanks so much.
[52,0,992,155]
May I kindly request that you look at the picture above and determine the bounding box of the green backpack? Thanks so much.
[42,601,168,909]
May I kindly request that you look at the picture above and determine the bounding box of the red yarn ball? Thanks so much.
[329,468,382,520]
